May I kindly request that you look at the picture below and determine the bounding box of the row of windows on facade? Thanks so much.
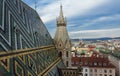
[85,73,113,76]
[63,71,113,76]
[73,62,108,66]
[63,71,77,75]
[84,69,112,73]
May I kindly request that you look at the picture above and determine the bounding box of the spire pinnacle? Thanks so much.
[60,4,64,18]
[57,4,66,26]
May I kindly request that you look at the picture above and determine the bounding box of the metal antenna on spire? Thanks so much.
[35,0,37,11]
[59,4,64,18]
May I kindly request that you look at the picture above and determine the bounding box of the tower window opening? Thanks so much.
[59,52,62,57]
[66,51,69,57]
[66,61,69,67]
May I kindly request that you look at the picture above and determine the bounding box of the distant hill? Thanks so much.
[71,37,120,41]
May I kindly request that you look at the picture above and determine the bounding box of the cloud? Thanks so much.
[69,28,120,39]
[36,0,110,23]
[23,0,120,39]
[79,14,120,28]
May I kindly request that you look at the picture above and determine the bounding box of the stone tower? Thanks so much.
[54,5,71,67]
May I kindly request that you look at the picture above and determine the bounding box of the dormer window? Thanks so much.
[103,63,107,66]
[85,62,88,65]
[94,63,97,66]
[89,63,92,66]
[99,63,102,66]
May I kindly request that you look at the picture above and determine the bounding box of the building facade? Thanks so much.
[59,68,78,76]
[54,5,72,67]
[109,55,120,76]
[72,54,115,76]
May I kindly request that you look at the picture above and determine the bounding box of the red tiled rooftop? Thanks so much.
[72,55,115,68]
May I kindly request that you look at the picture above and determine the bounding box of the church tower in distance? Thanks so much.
[54,5,71,67]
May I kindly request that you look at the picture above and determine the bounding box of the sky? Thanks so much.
[23,0,120,39]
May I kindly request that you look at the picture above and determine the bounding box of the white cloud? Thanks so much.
[80,14,120,28]
[23,0,120,39]
[69,28,120,39]
[37,0,110,23]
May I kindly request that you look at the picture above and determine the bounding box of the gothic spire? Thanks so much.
[54,4,71,68]
[57,4,66,26]
[59,4,64,19]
